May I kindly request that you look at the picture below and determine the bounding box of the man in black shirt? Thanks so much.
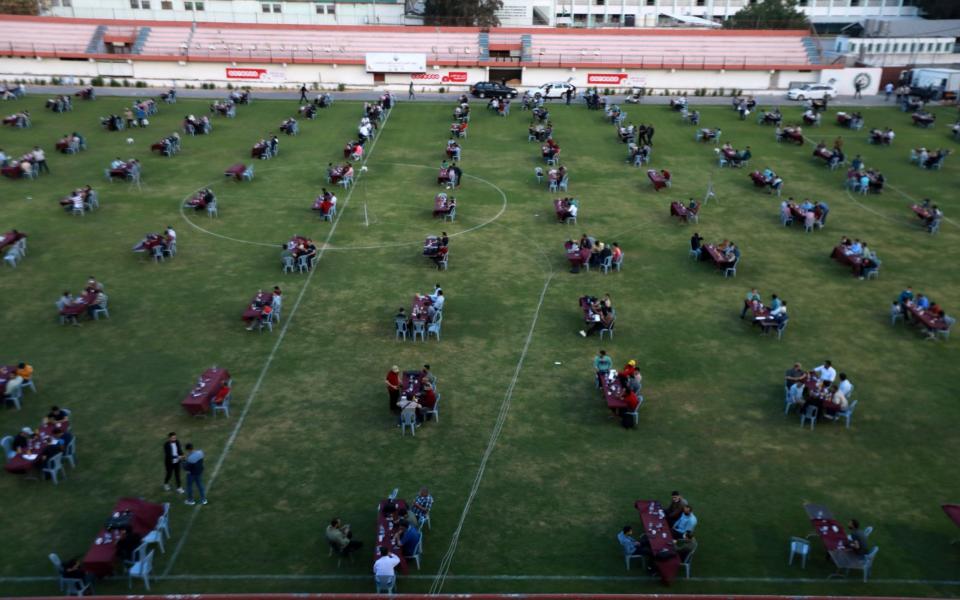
[163,432,184,494]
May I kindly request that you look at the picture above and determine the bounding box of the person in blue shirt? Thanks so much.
[898,286,914,305]
[396,522,421,557]
[741,288,761,319]
[770,294,783,311]
[593,350,613,386]
[917,294,930,310]
[672,505,698,539]
[617,525,650,558]
[800,198,814,211]
[817,201,829,224]
[848,239,862,255]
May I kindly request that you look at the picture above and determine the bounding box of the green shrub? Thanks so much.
[122,79,130,87]
[438,86,445,94]
[109,78,121,87]
[135,80,146,88]
[337,83,345,92]
[91,76,104,87]
[226,82,233,90]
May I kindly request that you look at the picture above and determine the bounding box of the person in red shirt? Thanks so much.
[623,389,639,412]
[385,366,401,413]
[420,383,437,415]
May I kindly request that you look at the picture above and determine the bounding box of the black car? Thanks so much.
[470,81,518,99]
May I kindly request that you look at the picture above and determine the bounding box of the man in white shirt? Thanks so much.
[373,548,400,579]
[165,226,177,241]
[33,146,49,174]
[813,360,837,385]
[837,373,853,398]
[431,290,445,312]
[568,203,578,219]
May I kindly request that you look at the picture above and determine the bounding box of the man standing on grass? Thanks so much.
[184,443,208,506]
[408,81,415,100]
[299,84,309,104]
[884,82,893,101]
[593,349,613,386]
[163,432,184,494]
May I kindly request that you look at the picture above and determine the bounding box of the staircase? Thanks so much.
[477,31,489,61]
[802,36,822,65]
[132,27,151,54]
[86,24,107,54]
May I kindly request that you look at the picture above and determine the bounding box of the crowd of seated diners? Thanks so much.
[775,124,804,145]
[184,187,216,211]
[695,127,721,143]
[532,105,549,124]
[812,141,844,168]
[528,121,552,142]
[252,134,279,159]
[183,114,212,135]
[0,83,26,100]
[750,168,783,193]
[299,102,317,119]
[717,142,751,168]
[757,108,782,126]
[450,119,468,138]
[542,137,561,162]
[105,157,141,182]
[836,111,863,130]
[627,142,652,166]
[313,92,333,108]
[210,99,236,117]
[343,140,364,161]
[159,88,177,104]
[732,95,756,111]
[868,127,894,145]
[280,236,319,271]
[100,113,125,131]
[605,103,623,125]
[433,192,456,219]
[910,147,951,169]
[445,138,461,161]
[540,164,568,191]
[2,110,30,128]
[914,198,943,233]
[229,89,251,104]
[845,167,884,193]
[521,89,544,111]
[584,88,608,111]
[45,95,72,113]
[668,96,687,111]
[805,97,828,112]
[59,185,98,213]
[781,197,828,229]
[312,188,338,220]
[151,132,181,157]
[55,132,86,154]
[834,236,881,278]
[0,148,40,179]
[364,95,390,123]
[802,108,821,126]
[454,100,471,123]
[280,117,298,135]
[57,278,108,324]
[326,162,354,186]
[555,197,578,223]
[578,292,616,336]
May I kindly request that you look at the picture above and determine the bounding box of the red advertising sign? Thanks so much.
[226,68,267,80]
[411,71,468,83]
[587,73,628,85]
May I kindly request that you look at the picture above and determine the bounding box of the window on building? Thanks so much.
[194,2,203,10]
[161,0,172,7]
[316,3,323,13]
[262,3,270,11]
[849,42,857,52]
[909,42,916,52]
[130,0,138,7]
[325,4,334,13]
[696,0,706,5]
[50,0,60,6]
[798,0,808,5]
[646,0,656,6]
[595,0,605,5]
[273,3,281,11]
[62,0,71,6]
[573,13,587,23]
[850,0,859,5]
[141,0,150,7]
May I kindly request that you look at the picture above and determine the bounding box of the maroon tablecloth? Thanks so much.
[433,194,453,216]
[701,244,733,269]
[410,295,432,321]
[375,498,409,574]
[0,230,25,253]
[812,517,849,552]
[224,163,245,180]
[181,367,231,416]
[830,245,864,276]
[634,500,681,584]
[601,375,627,410]
[906,302,948,331]
[564,242,590,267]
[0,364,17,390]
[942,504,960,529]
[60,291,98,317]
[82,498,164,577]
[242,292,273,322]
[647,169,668,191]
[329,166,346,184]
[133,233,166,253]
[4,422,69,474]
[912,205,932,220]
[437,168,451,184]
[813,146,833,161]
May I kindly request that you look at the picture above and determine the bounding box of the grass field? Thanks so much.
[1,90,959,598]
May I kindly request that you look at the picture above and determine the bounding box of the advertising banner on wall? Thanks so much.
[587,73,646,87]
[225,67,286,82]
[411,71,469,84]
[366,52,427,73]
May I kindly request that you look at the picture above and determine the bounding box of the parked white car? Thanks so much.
[787,84,837,101]
[537,82,577,99]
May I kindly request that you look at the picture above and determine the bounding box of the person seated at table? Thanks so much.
[618,525,653,560]
[46,405,69,424]
[723,241,740,262]
[689,232,704,258]
[784,362,807,389]
[397,395,424,425]
[12,427,34,453]
[672,505,697,539]
[115,528,143,562]
[813,360,836,385]
[802,108,818,123]
[740,288,761,319]
[326,517,363,557]
[843,519,871,556]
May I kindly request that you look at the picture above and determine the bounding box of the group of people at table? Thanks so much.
[1,145,48,179]
[368,488,432,586]
[182,114,212,135]
[281,235,319,271]
[59,185,98,214]
[830,236,880,279]
[893,286,953,339]
[3,109,31,128]
[565,234,621,274]
[578,293,615,337]
[394,286,445,339]
[690,234,740,271]
[56,277,108,325]
[911,198,943,233]
[740,288,789,334]
[106,157,141,182]
[780,197,828,230]
[251,134,280,160]
[133,226,177,260]
[384,365,439,428]
[242,286,282,330]
[4,405,72,479]
[784,360,854,421]
[56,132,86,154]
[311,188,339,220]
[909,146,950,169]
[620,492,698,583]
[151,132,181,157]
[593,351,643,428]
[749,168,783,193]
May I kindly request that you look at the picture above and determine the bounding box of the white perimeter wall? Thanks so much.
[0,57,855,94]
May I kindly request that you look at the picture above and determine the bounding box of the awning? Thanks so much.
[659,13,722,28]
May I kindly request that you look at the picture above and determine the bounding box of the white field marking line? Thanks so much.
[5,573,960,586]
[161,106,394,577]
[429,272,557,596]
[886,182,960,230]
[177,164,509,251]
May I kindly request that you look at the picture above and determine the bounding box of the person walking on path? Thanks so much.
[162,432,185,494]
[884,82,893,101]
[184,443,208,505]
[299,84,309,104]
[408,81,415,100]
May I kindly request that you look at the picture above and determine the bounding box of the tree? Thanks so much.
[0,0,42,15]
[914,0,960,18]
[724,0,810,30]
[422,0,503,27]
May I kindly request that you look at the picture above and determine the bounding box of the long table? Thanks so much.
[911,204,932,221]
[905,302,949,331]
[224,163,246,180]
[133,233,167,253]
[565,242,590,267]
[433,194,453,217]
[4,421,68,475]
[600,374,627,410]
[82,498,164,577]
[181,367,231,416]
[374,499,409,574]
[242,291,274,323]
[634,500,681,584]
[803,503,860,571]
[830,246,865,277]
[410,295,432,322]
[701,244,733,269]
[943,504,960,531]
[60,290,98,318]
[0,364,18,391]
[0,230,26,253]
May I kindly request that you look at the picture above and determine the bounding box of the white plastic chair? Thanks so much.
[42,452,66,484]
[3,384,22,409]
[403,536,423,570]
[427,318,442,342]
[128,549,155,590]
[788,536,810,568]
[142,518,167,554]
[64,435,77,468]
[1,435,14,459]
[425,395,440,423]
[835,399,857,429]
[679,546,696,578]
[799,404,818,430]
[213,392,231,418]
[400,411,417,437]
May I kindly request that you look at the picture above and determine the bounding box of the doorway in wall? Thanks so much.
[489,68,522,85]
